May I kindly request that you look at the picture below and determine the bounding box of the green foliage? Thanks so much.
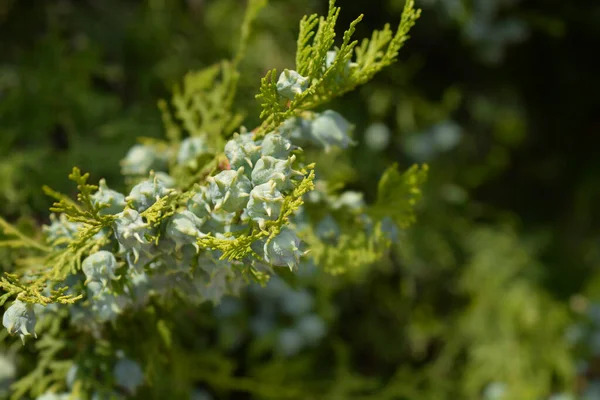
[300,221,391,276]
[455,227,573,398]
[371,163,428,228]
[160,0,267,149]
[0,218,49,253]
[0,275,81,307]
[2,0,595,399]
[0,1,429,398]
[255,0,420,135]
[10,336,69,400]
[166,62,244,148]
[44,168,109,223]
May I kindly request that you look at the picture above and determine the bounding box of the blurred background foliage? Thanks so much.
[1,0,600,398]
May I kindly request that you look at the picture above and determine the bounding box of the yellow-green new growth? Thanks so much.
[255,0,421,135]
[0,0,430,397]
[371,163,429,229]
